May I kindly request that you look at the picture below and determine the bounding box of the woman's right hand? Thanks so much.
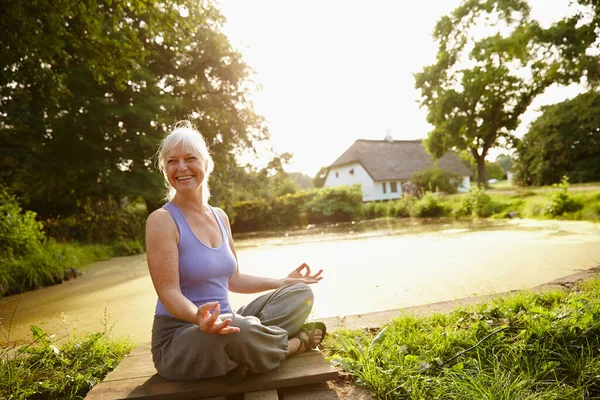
[196,302,240,335]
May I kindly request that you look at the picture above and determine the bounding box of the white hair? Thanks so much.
[157,121,214,202]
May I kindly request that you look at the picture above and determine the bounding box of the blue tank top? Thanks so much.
[154,202,237,317]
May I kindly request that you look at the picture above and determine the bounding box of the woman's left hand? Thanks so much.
[284,263,323,285]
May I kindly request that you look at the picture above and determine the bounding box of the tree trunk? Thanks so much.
[476,156,487,186]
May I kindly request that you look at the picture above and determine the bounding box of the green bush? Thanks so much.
[411,192,450,218]
[545,176,583,217]
[0,188,128,296]
[230,199,272,233]
[231,185,363,233]
[302,185,363,224]
[457,185,495,218]
[412,168,461,194]
[361,202,380,219]
[43,198,147,246]
[0,186,45,258]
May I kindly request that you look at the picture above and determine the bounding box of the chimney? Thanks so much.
[384,129,393,142]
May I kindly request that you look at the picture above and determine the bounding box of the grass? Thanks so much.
[487,180,600,191]
[0,313,135,400]
[323,278,600,399]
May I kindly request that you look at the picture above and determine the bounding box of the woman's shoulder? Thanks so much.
[147,207,175,230]
[212,206,230,222]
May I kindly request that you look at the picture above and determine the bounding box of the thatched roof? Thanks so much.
[329,139,472,181]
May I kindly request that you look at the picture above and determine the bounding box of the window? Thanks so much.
[382,182,387,193]
[390,182,398,193]
[335,172,339,178]
[349,168,354,175]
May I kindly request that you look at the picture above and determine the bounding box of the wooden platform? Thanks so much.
[85,344,338,400]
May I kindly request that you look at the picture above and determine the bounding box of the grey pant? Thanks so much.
[151,283,314,381]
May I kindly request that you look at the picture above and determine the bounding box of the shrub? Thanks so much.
[230,199,271,233]
[302,185,363,224]
[390,197,413,218]
[412,168,461,194]
[457,185,494,218]
[0,186,45,258]
[545,176,583,217]
[412,192,450,218]
[361,202,380,219]
[43,198,147,247]
[230,186,364,232]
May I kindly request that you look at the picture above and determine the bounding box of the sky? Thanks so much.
[217,0,584,177]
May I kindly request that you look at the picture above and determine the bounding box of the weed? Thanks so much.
[0,314,134,399]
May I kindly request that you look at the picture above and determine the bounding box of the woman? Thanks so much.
[146,121,326,381]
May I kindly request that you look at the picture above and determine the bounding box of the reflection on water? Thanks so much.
[234,218,508,248]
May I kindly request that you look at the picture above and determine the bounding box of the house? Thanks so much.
[324,138,472,202]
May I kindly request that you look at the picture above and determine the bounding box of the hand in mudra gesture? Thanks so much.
[284,263,323,285]
[196,302,240,335]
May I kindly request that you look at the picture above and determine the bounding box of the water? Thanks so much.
[1,218,599,347]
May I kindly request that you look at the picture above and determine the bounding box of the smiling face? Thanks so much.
[164,145,206,196]
[158,125,215,202]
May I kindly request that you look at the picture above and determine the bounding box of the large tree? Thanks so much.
[532,0,600,87]
[414,0,558,184]
[515,91,600,186]
[0,0,267,217]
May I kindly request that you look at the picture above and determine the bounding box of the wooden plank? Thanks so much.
[190,397,225,400]
[85,346,337,400]
[243,389,278,400]
[279,383,339,400]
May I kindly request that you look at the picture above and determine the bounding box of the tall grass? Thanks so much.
[325,279,600,399]
[1,313,135,399]
[0,241,143,297]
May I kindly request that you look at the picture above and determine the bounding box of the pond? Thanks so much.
[1,218,599,347]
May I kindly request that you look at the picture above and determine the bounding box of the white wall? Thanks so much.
[324,163,403,202]
[457,176,471,193]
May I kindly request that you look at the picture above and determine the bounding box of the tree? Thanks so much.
[532,1,600,86]
[495,154,515,174]
[288,172,314,190]
[414,0,558,185]
[515,91,600,186]
[0,0,268,218]
[312,167,329,188]
[227,153,299,202]
[486,161,505,181]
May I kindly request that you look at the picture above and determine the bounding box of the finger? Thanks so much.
[311,269,323,279]
[218,326,241,335]
[302,264,311,277]
[208,303,221,324]
[197,302,218,329]
[210,318,233,334]
[200,304,221,333]
[198,302,218,314]
[295,263,307,272]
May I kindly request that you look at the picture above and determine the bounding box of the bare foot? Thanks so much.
[287,328,323,357]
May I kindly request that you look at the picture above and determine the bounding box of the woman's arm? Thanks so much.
[146,209,200,323]
[215,208,323,294]
[146,209,237,334]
